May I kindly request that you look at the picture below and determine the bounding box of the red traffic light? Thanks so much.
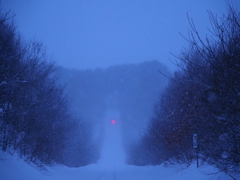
[111,119,116,124]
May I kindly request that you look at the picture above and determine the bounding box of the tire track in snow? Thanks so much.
[96,162,117,180]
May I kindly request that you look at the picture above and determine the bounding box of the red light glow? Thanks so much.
[111,120,116,124]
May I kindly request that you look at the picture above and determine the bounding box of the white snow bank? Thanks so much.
[0,151,237,180]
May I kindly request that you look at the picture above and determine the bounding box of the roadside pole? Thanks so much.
[193,134,199,168]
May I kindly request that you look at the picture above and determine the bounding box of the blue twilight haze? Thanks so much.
[2,0,239,70]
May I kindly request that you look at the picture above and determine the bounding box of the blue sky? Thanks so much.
[1,0,238,71]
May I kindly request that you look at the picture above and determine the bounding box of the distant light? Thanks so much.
[111,119,116,124]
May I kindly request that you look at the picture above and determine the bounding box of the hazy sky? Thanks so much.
[1,0,238,71]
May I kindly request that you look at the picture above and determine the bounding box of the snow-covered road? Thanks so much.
[0,151,235,180]
[0,110,237,180]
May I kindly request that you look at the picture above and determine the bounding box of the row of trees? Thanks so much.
[0,11,98,167]
[127,6,240,179]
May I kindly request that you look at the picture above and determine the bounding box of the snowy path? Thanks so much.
[0,111,237,180]
[0,151,235,180]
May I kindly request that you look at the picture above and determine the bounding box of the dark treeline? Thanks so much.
[128,6,240,178]
[0,11,97,167]
[55,61,170,148]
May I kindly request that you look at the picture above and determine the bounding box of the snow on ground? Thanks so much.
[0,111,237,180]
[0,151,235,180]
